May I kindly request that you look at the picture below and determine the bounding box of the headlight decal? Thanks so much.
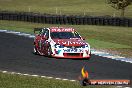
[82,44,88,48]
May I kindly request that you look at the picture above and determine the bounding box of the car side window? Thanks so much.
[40,29,49,39]
[45,29,49,38]
[39,29,45,36]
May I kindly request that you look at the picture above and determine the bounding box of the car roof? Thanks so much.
[48,27,75,32]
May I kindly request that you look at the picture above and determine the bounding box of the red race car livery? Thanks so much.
[33,27,91,59]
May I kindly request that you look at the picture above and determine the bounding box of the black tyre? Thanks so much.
[33,45,38,55]
[90,51,91,57]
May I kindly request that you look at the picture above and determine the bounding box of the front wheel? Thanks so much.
[33,45,38,55]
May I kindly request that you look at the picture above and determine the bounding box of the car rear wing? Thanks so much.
[34,28,43,34]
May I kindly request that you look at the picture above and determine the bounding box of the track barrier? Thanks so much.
[0,11,132,27]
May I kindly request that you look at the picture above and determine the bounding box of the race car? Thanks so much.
[33,27,91,59]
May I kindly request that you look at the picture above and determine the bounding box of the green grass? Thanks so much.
[0,0,132,17]
[0,20,132,57]
[0,20,132,49]
[0,72,113,88]
[0,0,131,87]
[88,39,131,48]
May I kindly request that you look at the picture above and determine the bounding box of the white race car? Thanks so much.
[34,27,91,59]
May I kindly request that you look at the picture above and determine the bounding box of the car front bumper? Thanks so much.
[52,52,91,59]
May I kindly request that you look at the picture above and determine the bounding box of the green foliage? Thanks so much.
[107,0,132,9]
[107,0,132,17]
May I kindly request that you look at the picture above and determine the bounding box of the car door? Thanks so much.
[36,29,45,51]
[41,29,49,53]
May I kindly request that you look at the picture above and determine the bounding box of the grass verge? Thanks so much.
[0,20,132,57]
[0,0,132,17]
[0,72,114,88]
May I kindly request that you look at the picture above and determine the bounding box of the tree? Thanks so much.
[107,0,132,17]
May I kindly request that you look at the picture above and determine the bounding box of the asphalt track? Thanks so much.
[0,32,132,80]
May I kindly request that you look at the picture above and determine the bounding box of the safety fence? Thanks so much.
[0,11,132,27]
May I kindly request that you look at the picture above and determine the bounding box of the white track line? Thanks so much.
[0,29,132,63]
[0,70,130,88]
[91,49,132,63]
[0,70,77,82]
[0,29,131,88]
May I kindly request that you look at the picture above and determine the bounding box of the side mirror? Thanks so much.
[82,37,85,40]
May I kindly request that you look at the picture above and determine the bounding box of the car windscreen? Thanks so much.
[50,32,81,39]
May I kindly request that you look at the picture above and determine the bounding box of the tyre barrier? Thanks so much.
[0,11,132,27]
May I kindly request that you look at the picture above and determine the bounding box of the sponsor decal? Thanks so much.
[51,28,74,32]
[57,40,85,45]
[64,48,83,53]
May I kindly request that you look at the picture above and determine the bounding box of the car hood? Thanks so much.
[53,39,87,46]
